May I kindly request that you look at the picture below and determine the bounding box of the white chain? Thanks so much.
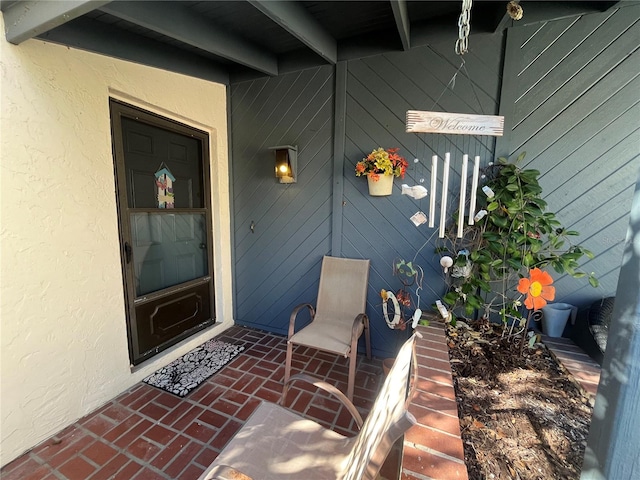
[455,0,473,55]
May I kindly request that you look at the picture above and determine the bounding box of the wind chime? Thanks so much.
[404,0,504,240]
[383,1,520,327]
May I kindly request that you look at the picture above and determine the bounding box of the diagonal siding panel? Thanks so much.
[514,9,634,128]
[498,5,640,305]
[230,35,504,357]
[344,38,504,356]
[230,65,335,334]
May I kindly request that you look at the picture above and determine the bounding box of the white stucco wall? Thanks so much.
[0,14,233,466]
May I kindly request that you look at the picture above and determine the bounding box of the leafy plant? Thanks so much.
[437,152,597,326]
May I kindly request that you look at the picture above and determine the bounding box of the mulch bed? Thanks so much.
[447,319,594,480]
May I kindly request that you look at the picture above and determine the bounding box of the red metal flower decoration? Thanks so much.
[517,268,555,310]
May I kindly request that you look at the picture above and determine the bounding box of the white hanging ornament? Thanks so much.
[412,283,423,329]
[401,184,429,200]
[410,211,428,226]
[440,256,454,273]
[482,185,495,198]
[381,289,401,329]
[474,209,488,222]
[412,308,422,329]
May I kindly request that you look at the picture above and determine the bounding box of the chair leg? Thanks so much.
[364,317,372,360]
[347,347,357,402]
[284,341,293,384]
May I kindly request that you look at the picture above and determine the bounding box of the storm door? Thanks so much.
[110,99,215,365]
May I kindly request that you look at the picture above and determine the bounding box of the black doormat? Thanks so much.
[142,339,245,397]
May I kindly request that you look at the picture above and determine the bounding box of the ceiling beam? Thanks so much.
[390,0,410,50]
[248,0,337,64]
[597,2,637,11]
[2,0,110,44]
[99,1,278,76]
[493,12,514,33]
[501,1,620,27]
[491,1,630,32]
[38,16,229,85]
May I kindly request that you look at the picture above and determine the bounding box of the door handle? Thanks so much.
[124,242,133,264]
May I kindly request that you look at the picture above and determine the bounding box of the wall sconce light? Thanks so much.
[269,145,297,184]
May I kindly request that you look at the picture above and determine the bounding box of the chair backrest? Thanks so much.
[340,333,419,480]
[316,256,370,321]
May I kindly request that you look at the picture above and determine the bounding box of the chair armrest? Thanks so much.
[202,465,252,480]
[288,303,315,339]
[351,313,368,339]
[279,373,364,430]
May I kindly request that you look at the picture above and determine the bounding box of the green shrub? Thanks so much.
[437,152,597,325]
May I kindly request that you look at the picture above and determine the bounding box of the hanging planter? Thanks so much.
[355,147,408,197]
[367,174,394,196]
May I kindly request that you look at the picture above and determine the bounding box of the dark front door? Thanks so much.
[110,99,215,365]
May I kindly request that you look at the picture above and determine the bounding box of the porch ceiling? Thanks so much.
[0,0,620,84]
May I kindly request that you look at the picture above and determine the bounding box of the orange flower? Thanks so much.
[517,268,555,310]
[354,147,408,178]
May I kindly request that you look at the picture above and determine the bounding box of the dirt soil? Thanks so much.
[447,318,594,480]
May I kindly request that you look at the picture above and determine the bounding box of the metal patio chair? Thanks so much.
[285,255,371,401]
[197,333,420,480]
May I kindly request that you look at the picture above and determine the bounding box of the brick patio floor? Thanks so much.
[2,323,600,480]
[0,326,385,480]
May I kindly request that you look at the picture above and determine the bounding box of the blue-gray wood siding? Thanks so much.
[230,4,637,357]
[497,5,640,308]
[230,65,336,337]
[230,34,504,357]
[342,35,503,355]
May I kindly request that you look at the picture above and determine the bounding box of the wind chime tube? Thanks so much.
[457,154,468,238]
[468,155,480,225]
[439,152,450,238]
[429,155,437,228]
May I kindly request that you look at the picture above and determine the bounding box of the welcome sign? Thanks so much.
[406,111,504,136]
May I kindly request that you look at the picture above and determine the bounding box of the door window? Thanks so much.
[131,212,208,296]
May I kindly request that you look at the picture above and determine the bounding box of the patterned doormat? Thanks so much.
[143,339,245,397]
